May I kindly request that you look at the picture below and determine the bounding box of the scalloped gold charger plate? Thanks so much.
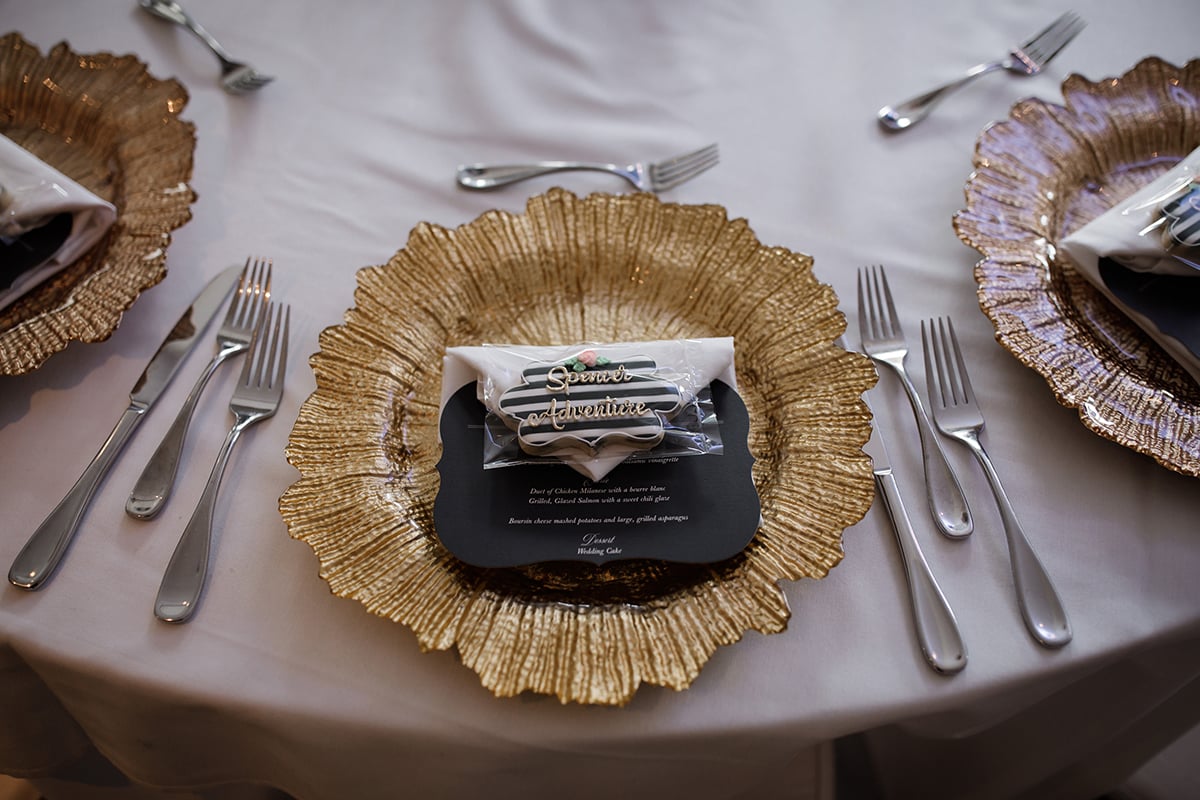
[955,57,1200,477]
[280,189,876,705]
[0,33,196,375]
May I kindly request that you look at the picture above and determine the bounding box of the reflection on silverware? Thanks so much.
[863,392,967,675]
[858,265,972,539]
[456,143,718,192]
[8,267,241,590]
[155,301,290,624]
[922,316,1072,648]
[127,257,272,520]
[138,0,274,94]
[877,12,1085,131]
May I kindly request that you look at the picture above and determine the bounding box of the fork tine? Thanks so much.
[234,257,272,330]
[923,317,973,410]
[858,264,899,340]
[1021,12,1085,66]
[225,258,253,324]
[262,304,288,390]
[943,318,975,406]
[654,144,719,174]
[242,301,289,392]
[1036,14,1085,65]
[651,144,720,189]
[652,151,720,183]
[655,143,719,171]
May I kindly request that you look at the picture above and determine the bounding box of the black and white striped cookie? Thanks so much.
[497,349,684,457]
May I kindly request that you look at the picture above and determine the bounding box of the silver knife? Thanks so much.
[863,392,967,675]
[9,265,241,590]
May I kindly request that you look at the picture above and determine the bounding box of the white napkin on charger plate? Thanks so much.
[442,338,737,480]
[1060,146,1200,385]
[0,133,117,312]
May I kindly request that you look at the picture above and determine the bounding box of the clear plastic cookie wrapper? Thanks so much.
[441,338,738,481]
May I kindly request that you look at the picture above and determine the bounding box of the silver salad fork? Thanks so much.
[858,265,971,538]
[922,316,1072,648]
[155,302,289,624]
[139,0,275,94]
[877,12,1085,131]
[456,143,719,192]
[127,258,271,520]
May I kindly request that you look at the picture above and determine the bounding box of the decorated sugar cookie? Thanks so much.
[497,349,684,457]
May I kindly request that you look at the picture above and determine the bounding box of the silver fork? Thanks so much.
[127,257,271,520]
[858,265,972,538]
[455,143,719,192]
[922,316,1072,648]
[139,0,275,94]
[877,12,1085,131]
[155,301,289,624]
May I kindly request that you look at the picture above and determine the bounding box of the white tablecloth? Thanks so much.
[2,1,1199,799]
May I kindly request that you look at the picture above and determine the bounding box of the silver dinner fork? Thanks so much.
[456,143,719,192]
[877,12,1085,131]
[127,258,271,520]
[155,301,289,624]
[139,0,275,94]
[858,265,972,538]
[922,316,1072,648]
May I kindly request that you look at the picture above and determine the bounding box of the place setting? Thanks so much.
[2,6,1198,719]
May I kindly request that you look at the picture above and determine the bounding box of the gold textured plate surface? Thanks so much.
[0,33,196,375]
[955,57,1200,477]
[280,189,876,706]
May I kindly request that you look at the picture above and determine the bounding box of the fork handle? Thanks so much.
[127,346,240,520]
[877,61,1006,131]
[10,407,146,590]
[874,472,967,675]
[890,366,973,539]
[960,434,1072,648]
[154,419,246,623]
[456,162,616,189]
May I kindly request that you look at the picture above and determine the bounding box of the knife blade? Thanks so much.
[9,265,241,590]
[863,392,967,675]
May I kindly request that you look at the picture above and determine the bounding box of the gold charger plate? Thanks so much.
[0,33,196,375]
[955,57,1200,477]
[279,189,876,706]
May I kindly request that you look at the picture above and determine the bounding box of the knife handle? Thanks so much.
[9,406,146,590]
[874,471,967,675]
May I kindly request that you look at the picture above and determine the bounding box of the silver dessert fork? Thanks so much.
[139,0,275,94]
[858,265,972,538]
[922,316,1072,648]
[127,257,271,520]
[456,143,719,192]
[155,301,289,624]
[877,12,1085,131]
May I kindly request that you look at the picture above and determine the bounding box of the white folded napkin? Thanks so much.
[1060,146,1200,385]
[0,133,117,311]
[442,338,737,480]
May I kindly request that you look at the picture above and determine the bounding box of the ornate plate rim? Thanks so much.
[954,56,1200,478]
[279,189,876,705]
[0,33,197,375]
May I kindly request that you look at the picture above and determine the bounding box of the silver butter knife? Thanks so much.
[8,265,241,590]
[863,393,967,675]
